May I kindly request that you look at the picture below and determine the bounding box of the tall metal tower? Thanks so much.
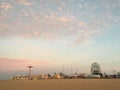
[27,66,33,76]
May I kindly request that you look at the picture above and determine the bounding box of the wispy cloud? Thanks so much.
[18,0,33,6]
[0,0,119,45]
[0,2,12,11]
[0,9,98,45]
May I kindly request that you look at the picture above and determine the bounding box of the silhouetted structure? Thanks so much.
[27,66,33,76]
[91,63,101,75]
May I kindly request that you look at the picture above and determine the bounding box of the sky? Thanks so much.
[0,0,120,80]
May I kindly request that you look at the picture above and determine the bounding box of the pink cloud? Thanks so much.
[0,0,100,45]
[18,0,33,6]
[0,57,55,72]
[0,2,12,11]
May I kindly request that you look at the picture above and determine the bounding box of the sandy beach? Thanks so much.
[0,79,120,90]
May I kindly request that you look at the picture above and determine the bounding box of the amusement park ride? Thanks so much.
[11,62,120,80]
[91,62,101,75]
[27,66,33,76]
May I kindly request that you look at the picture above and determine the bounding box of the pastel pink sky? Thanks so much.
[0,57,55,72]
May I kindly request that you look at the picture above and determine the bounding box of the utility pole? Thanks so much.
[63,65,64,73]
[71,65,72,75]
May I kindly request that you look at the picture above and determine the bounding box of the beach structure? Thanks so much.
[91,62,101,78]
[91,62,101,75]
[27,66,33,76]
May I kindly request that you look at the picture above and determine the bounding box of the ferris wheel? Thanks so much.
[91,62,101,75]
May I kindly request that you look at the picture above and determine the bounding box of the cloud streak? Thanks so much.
[0,57,55,72]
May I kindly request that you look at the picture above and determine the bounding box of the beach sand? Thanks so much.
[0,79,120,90]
